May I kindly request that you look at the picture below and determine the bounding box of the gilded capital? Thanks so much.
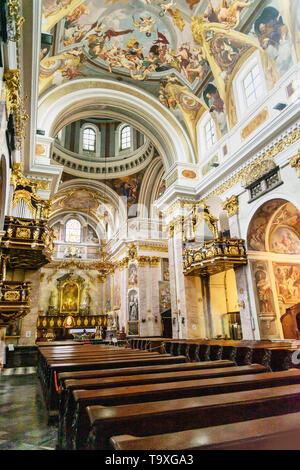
[223,195,239,217]
[149,256,160,267]
[290,149,300,176]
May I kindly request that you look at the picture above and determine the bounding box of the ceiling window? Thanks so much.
[205,118,217,150]
[65,219,81,243]
[243,64,263,107]
[82,127,96,152]
[120,126,131,150]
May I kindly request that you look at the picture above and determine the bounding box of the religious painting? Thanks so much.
[5,320,22,338]
[209,33,252,77]
[270,202,300,240]
[253,4,294,78]
[247,199,287,251]
[273,263,300,303]
[114,267,121,308]
[128,289,139,322]
[59,189,100,211]
[161,259,170,282]
[106,273,112,311]
[203,83,228,137]
[250,260,276,315]
[127,321,139,336]
[159,281,171,313]
[86,225,98,243]
[60,280,80,313]
[270,227,300,254]
[106,169,145,217]
[128,262,138,288]
[52,222,60,241]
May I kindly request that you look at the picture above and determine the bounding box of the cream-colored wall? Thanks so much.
[185,275,205,339]
[209,269,239,338]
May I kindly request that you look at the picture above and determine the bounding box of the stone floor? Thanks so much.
[0,372,57,450]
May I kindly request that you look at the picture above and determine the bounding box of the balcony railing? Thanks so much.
[183,239,247,276]
[1,216,54,269]
[0,281,31,327]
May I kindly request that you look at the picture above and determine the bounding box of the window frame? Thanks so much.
[233,51,267,120]
[65,218,82,244]
[79,123,101,156]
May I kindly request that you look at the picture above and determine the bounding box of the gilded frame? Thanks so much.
[60,280,80,314]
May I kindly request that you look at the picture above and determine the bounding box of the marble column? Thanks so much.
[150,258,161,337]
[223,196,256,339]
[138,263,148,337]
[19,270,40,346]
[168,219,190,338]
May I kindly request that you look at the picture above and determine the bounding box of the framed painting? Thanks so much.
[5,320,22,338]
[127,321,139,337]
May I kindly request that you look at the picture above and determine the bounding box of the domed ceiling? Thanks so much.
[40,1,296,154]
[40,0,257,93]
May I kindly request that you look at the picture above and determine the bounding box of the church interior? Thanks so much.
[1,0,300,452]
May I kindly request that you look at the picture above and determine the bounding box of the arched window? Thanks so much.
[120,126,131,150]
[243,63,263,107]
[205,118,217,150]
[82,127,96,152]
[65,219,81,243]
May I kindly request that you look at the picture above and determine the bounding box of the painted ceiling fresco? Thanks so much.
[40,0,300,153]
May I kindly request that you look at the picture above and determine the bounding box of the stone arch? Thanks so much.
[37,79,195,171]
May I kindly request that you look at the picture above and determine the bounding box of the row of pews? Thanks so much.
[36,338,300,450]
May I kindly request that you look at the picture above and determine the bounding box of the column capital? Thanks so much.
[290,149,300,176]
[223,195,239,217]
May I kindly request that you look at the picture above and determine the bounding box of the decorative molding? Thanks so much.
[223,195,239,217]
[242,159,277,188]
[289,149,300,177]
[202,126,300,201]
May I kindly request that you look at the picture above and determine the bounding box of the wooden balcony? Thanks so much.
[183,239,247,276]
[1,216,54,269]
[0,281,31,327]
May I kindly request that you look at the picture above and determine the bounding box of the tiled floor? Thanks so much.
[0,372,57,450]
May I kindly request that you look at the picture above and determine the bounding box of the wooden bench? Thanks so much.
[45,355,187,414]
[57,359,235,389]
[66,369,300,450]
[85,383,300,450]
[109,412,300,450]
[59,364,267,423]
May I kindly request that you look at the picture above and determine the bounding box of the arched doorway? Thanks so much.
[247,199,300,339]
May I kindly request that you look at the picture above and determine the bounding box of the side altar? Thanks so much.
[36,272,107,341]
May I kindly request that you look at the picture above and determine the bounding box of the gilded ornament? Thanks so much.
[289,149,300,177]
[223,195,239,217]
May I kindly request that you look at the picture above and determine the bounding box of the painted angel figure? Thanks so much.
[217,0,253,28]
[133,16,156,36]
[160,1,177,16]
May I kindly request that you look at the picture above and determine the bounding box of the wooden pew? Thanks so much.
[57,359,236,388]
[59,364,267,422]
[109,412,300,450]
[67,369,300,449]
[45,355,187,415]
[86,383,300,450]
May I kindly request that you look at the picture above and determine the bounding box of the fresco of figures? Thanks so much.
[128,262,138,288]
[247,199,288,251]
[161,258,170,281]
[273,263,300,303]
[40,0,300,156]
[250,260,276,315]
[159,281,171,313]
